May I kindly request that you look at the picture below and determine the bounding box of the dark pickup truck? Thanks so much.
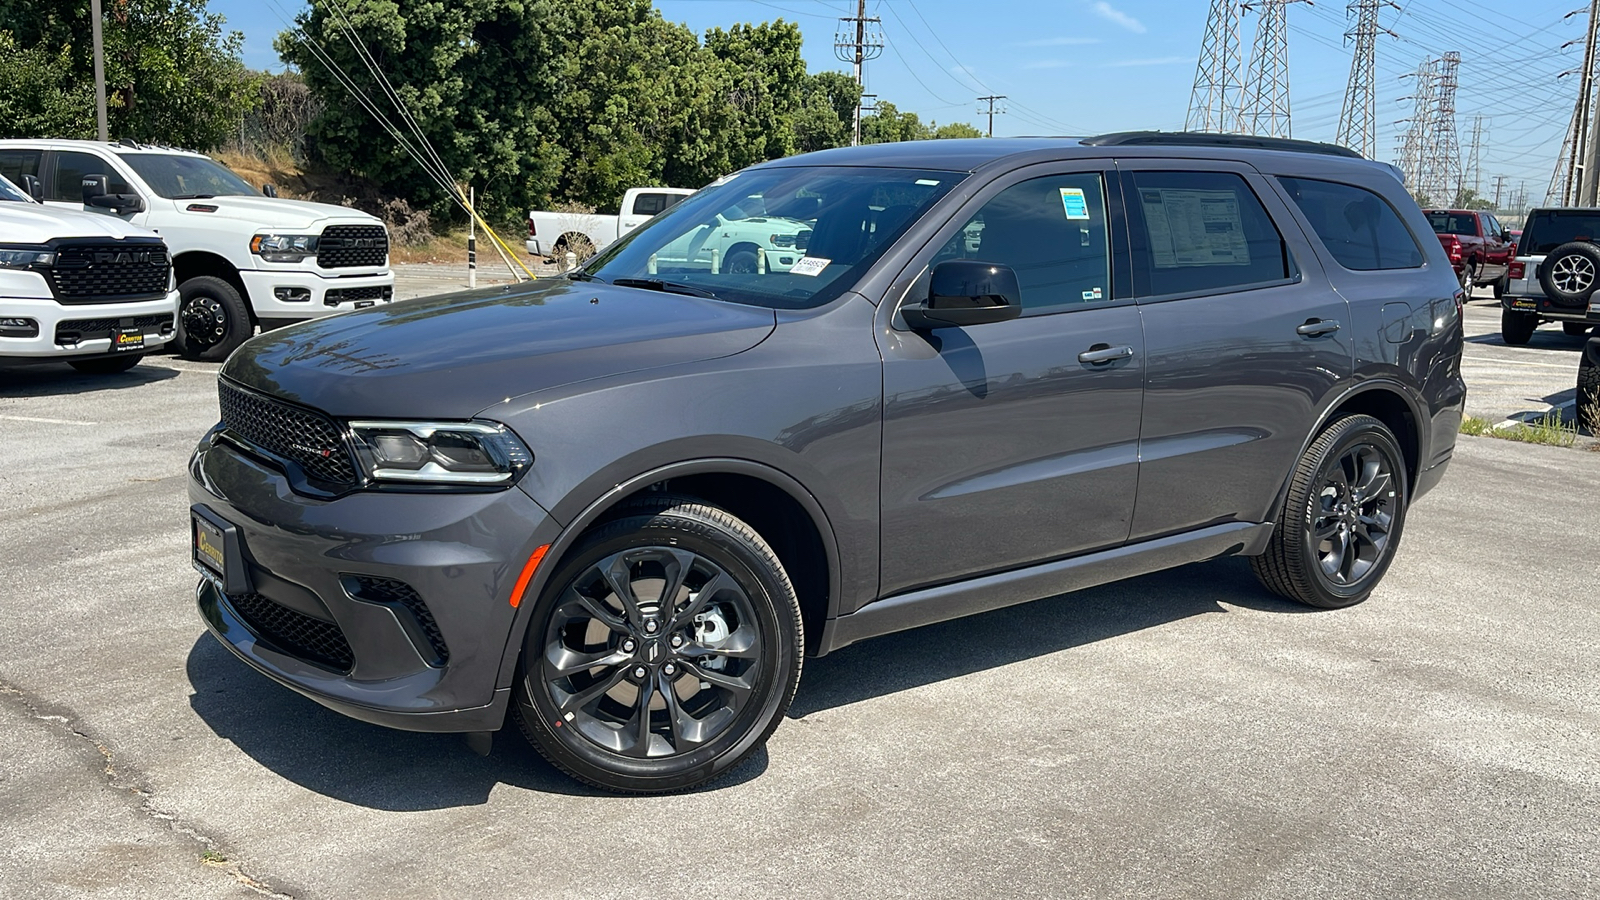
[1424,208,1516,295]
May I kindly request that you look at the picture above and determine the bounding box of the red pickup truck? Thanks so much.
[1424,208,1516,296]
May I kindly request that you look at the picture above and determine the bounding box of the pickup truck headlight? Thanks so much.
[250,233,319,263]
[348,420,532,486]
[0,246,55,268]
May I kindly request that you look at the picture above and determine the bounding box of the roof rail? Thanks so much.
[1080,131,1363,159]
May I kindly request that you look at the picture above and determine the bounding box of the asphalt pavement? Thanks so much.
[1,270,1597,899]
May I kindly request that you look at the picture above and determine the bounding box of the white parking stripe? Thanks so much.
[0,415,98,426]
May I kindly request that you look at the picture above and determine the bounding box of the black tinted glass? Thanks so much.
[1279,177,1424,271]
[0,175,30,203]
[119,153,257,199]
[1425,211,1476,235]
[632,193,674,216]
[51,151,129,200]
[933,172,1111,315]
[1520,210,1600,255]
[0,150,41,188]
[1129,171,1292,296]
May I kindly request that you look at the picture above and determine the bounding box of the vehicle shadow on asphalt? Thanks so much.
[184,637,769,807]
[0,362,180,397]
[789,556,1308,718]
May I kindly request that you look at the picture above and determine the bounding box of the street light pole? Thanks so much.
[91,0,108,141]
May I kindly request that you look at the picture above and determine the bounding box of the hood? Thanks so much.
[0,202,160,240]
[221,278,777,419]
[174,195,383,231]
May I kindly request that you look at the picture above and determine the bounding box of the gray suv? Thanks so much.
[188,134,1466,792]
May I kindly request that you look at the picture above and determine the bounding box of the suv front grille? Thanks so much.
[217,379,359,485]
[345,576,449,665]
[47,242,170,303]
[226,591,354,672]
[55,314,174,344]
[317,225,388,269]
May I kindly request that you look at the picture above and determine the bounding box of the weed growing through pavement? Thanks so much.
[1459,412,1578,448]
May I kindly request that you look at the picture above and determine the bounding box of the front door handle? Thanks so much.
[1077,344,1135,364]
[1296,318,1341,337]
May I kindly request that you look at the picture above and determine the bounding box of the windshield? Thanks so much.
[1426,212,1476,236]
[1520,209,1600,256]
[584,166,966,309]
[0,174,31,203]
[118,153,259,199]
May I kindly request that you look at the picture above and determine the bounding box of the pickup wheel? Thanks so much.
[1457,261,1473,292]
[1578,346,1600,433]
[68,354,143,375]
[723,246,761,275]
[1563,321,1591,337]
[1537,241,1600,305]
[174,276,252,362]
[1501,308,1538,345]
[1251,415,1408,609]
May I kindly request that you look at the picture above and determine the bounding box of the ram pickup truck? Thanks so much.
[526,187,694,259]
[0,173,179,374]
[0,139,393,361]
[1500,206,1600,344]
[1423,208,1515,295]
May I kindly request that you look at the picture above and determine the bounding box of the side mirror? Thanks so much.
[901,260,1023,329]
[81,175,145,214]
[262,183,278,198]
[20,174,43,202]
[1501,230,1513,242]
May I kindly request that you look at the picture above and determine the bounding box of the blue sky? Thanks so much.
[213,0,1582,201]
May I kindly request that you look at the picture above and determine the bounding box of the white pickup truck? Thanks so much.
[0,174,180,374]
[525,187,694,259]
[0,139,394,361]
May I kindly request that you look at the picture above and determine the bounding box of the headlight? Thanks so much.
[0,246,55,268]
[348,420,532,486]
[250,234,319,263]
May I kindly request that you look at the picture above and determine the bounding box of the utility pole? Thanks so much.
[1187,0,1243,133]
[1238,0,1310,137]
[834,0,883,147]
[977,95,1007,137]
[91,0,108,141]
[1493,174,1509,211]
[1465,115,1484,199]
[1336,0,1397,157]
[1565,0,1600,204]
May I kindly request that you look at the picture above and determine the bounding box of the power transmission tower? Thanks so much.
[1492,174,1509,211]
[1237,0,1310,137]
[1418,51,1462,205]
[1187,0,1243,132]
[1553,1,1600,204]
[1465,116,1485,199]
[977,95,1008,137]
[1396,58,1438,194]
[1336,0,1396,156]
[834,0,883,147]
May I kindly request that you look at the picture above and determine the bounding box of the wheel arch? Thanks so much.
[493,458,843,696]
[172,251,254,322]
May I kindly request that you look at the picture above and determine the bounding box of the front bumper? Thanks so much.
[0,290,179,358]
[238,268,395,322]
[188,431,560,733]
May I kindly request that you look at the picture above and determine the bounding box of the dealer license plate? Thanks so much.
[112,323,144,353]
[193,513,226,577]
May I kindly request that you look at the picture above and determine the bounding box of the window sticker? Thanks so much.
[1081,287,1104,301]
[916,179,942,186]
[1060,187,1091,220]
[788,256,831,277]
[1139,188,1250,268]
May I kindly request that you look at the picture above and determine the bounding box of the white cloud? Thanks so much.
[1108,55,1189,67]
[1019,37,1102,47]
[1023,60,1077,69]
[1092,1,1147,34]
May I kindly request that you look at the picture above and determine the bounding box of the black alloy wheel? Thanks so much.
[174,275,252,362]
[513,496,802,793]
[1252,414,1409,609]
[722,248,760,275]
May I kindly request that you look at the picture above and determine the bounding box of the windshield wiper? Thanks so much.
[611,277,719,299]
[566,270,605,283]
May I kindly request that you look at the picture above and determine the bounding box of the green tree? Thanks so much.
[0,0,260,149]
[932,122,984,139]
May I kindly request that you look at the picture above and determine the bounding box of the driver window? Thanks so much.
[50,151,130,201]
[935,172,1111,315]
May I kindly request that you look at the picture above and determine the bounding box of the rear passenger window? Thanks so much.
[0,149,42,187]
[1279,177,1423,271]
[1127,171,1294,296]
[50,151,130,201]
[631,193,674,217]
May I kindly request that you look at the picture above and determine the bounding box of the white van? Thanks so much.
[0,174,179,374]
[0,139,394,361]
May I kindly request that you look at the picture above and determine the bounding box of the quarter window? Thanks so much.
[631,193,680,217]
[50,151,130,201]
[1279,177,1424,271]
[937,173,1112,315]
[1128,171,1293,296]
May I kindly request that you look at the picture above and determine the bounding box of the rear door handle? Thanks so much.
[1296,319,1341,336]
[1077,344,1135,364]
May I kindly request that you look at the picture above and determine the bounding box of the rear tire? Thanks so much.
[68,354,143,375]
[1563,321,1591,337]
[512,495,803,793]
[1252,415,1409,609]
[173,276,252,362]
[1501,309,1537,345]
[1493,274,1508,298]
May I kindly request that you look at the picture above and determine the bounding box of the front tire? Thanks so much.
[1502,308,1537,345]
[1252,415,1409,609]
[512,496,803,793]
[68,354,143,375]
[173,276,252,362]
[1493,274,1508,298]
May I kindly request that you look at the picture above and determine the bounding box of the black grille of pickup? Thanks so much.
[317,225,388,269]
[324,284,392,306]
[346,575,449,666]
[226,591,354,672]
[47,242,170,303]
[55,314,174,344]
[217,379,358,485]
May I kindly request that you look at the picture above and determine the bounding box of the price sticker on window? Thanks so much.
[1060,187,1091,220]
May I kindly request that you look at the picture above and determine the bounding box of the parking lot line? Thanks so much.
[0,414,98,426]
